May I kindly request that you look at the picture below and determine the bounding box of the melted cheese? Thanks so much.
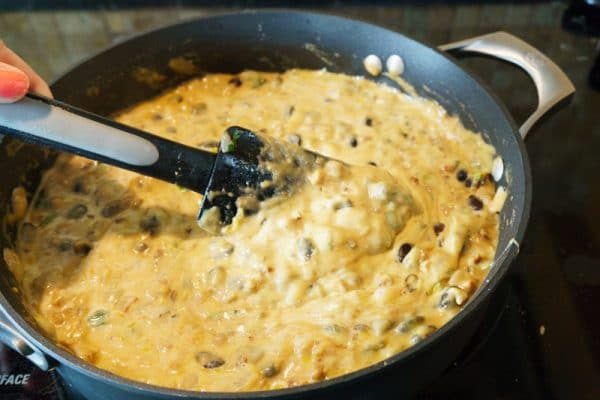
[7,69,501,391]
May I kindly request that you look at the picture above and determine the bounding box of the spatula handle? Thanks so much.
[0,93,215,192]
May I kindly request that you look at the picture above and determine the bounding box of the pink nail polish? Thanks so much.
[0,66,29,101]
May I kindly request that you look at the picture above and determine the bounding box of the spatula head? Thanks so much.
[197,126,323,234]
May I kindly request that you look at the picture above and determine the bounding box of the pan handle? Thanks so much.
[0,310,51,370]
[439,31,575,138]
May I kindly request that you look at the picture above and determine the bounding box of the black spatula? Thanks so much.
[0,93,323,234]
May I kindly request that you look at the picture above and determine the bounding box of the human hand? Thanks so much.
[0,39,52,103]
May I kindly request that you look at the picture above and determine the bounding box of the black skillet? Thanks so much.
[0,11,574,400]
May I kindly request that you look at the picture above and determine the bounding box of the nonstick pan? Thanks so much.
[0,11,574,400]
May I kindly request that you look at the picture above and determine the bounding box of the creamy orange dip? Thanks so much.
[5,69,506,391]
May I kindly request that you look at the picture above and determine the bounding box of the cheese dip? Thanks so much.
[6,69,505,391]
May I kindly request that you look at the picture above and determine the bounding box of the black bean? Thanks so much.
[397,243,413,263]
[365,117,373,126]
[67,204,88,219]
[433,223,445,235]
[261,365,278,378]
[464,178,472,188]
[242,207,258,217]
[173,94,183,103]
[74,242,92,255]
[140,215,161,235]
[58,240,73,252]
[292,157,302,168]
[456,169,468,182]
[368,161,377,166]
[439,292,452,309]
[228,76,242,87]
[101,200,126,218]
[439,286,466,309]
[298,238,315,262]
[72,181,85,193]
[348,136,358,147]
[195,351,225,368]
[468,195,484,211]
[395,316,425,334]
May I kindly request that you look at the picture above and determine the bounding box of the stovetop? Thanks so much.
[0,1,598,399]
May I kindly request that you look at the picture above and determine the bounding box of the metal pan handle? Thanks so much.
[0,310,51,370]
[439,31,575,138]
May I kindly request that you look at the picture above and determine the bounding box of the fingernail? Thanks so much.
[0,62,29,102]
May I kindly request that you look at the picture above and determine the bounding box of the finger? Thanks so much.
[0,40,52,98]
[0,61,29,103]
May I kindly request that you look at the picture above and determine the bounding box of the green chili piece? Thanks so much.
[87,310,109,327]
